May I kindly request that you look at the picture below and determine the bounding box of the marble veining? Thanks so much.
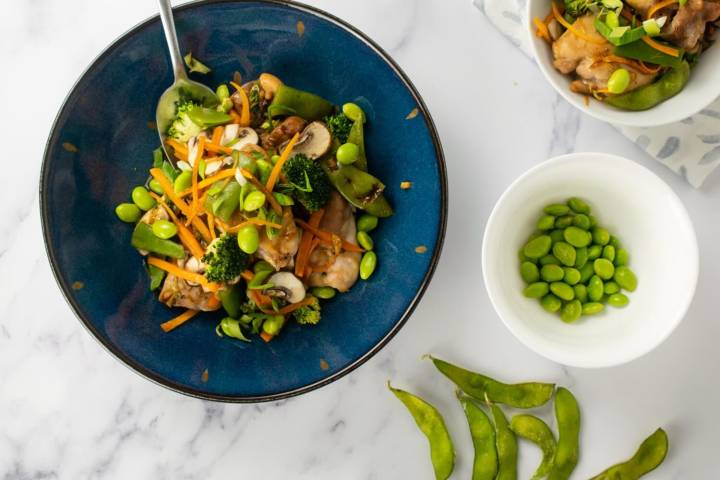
[2,0,720,478]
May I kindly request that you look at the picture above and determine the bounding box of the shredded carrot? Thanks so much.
[205,143,234,155]
[260,331,274,342]
[207,295,221,310]
[230,83,252,127]
[229,109,242,124]
[259,296,316,315]
[647,0,678,18]
[153,195,206,259]
[160,309,199,333]
[240,169,283,215]
[188,136,206,224]
[147,257,219,290]
[149,168,212,242]
[295,209,325,277]
[241,270,254,281]
[552,3,606,45]
[248,288,272,307]
[207,213,216,240]
[166,139,189,160]
[602,55,662,75]
[266,132,300,192]
[295,219,364,253]
[211,126,223,146]
[178,168,237,197]
[222,218,283,233]
[639,60,662,74]
[642,36,681,57]
[534,17,551,42]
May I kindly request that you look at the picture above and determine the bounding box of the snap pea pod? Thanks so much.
[322,162,393,217]
[614,40,685,68]
[268,84,334,121]
[186,106,232,127]
[589,428,668,480]
[346,117,368,171]
[430,356,555,408]
[490,403,518,480]
[218,284,244,318]
[131,222,185,259]
[510,415,557,480]
[548,387,580,480]
[605,62,690,111]
[206,181,241,221]
[457,393,498,480]
[388,383,455,480]
[147,264,166,291]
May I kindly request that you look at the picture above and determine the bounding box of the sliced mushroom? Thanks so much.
[222,124,240,145]
[230,127,259,151]
[286,121,332,159]
[266,272,306,303]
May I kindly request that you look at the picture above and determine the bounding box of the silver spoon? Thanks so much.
[155,0,217,158]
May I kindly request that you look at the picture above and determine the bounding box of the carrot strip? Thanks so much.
[147,257,219,290]
[259,296,316,315]
[266,132,300,192]
[178,168,237,197]
[230,82,251,127]
[552,3,606,45]
[241,270,254,281]
[166,139,189,160]
[639,60,662,74]
[205,143,234,155]
[534,17,551,42]
[602,55,662,75]
[647,0,678,18]
[229,109,242,124]
[222,218,283,233]
[149,168,212,242]
[240,169,283,215]
[211,126,223,145]
[207,213,216,241]
[189,136,206,224]
[154,195,206,259]
[247,288,272,307]
[207,295,221,310]
[295,219,364,253]
[260,331,274,342]
[295,209,325,277]
[160,309,199,333]
[642,36,680,57]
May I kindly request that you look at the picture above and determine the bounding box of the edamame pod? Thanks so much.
[388,383,455,480]
[549,387,580,480]
[491,404,518,480]
[430,356,555,408]
[589,428,668,480]
[458,393,498,480]
[510,414,557,480]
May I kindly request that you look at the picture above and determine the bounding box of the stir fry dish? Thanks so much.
[534,0,720,109]
[114,72,393,341]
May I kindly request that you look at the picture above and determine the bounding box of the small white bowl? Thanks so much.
[482,153,698,368]
[526,0,720,126]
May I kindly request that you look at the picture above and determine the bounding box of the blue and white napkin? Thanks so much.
[474,0,720,187]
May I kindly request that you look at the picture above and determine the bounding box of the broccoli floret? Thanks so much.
[202,233,249,282]
[292,296,321,325]
[325,112,353,144]
[167,98,203,142]
[282,154,332,212]
[564,0,600,16]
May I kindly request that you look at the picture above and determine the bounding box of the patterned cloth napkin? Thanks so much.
[473,0,720,187]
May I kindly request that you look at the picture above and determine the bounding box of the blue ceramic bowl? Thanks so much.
[41,0,446,402]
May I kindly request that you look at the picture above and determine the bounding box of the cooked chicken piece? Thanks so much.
[663,0,720,51]
[570,58,658,93]
[308,192,360,293]
[625,0,663,17]
[257,209,301,270]
[140,205,168,225]
[552,16,612,74]
[159,274,220,311]
[261,116,307,150]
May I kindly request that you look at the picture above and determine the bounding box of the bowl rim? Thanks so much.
[481,152,698,368]
[39,0,448,402]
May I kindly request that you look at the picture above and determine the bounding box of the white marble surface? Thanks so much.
[2,0,719,478]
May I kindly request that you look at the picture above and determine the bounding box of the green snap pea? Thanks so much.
[563,226,591,248]
[521,262,540,283]
[602,245,616,262]
[216,84,230,100]
[573,214,591,230]
[550,229,565,244]
[553,242,576,267]
[458,394,498,480]
[218,284,243,318]
[541,264,564,282]
[567,197,590,214]
[592,227,610,246]
[524,235,552,259]
[357,214,379,232]
[544,203,570,216]
[247,269,272,290]
[151,219,177,239]
[555,215,574,229]
[115,203,142,223]
[589,428,668,480]
[524,282,550,299]
[342,102,365,122]
[549,387,580,480]
[605,61,690,111]
[243,191,266,212]
[582,302,605,315]
[491,404,518,480]
[237,225,260,254]
[574,284,588,303]
[614,266,638,292]
[615,248,629,266]
[588,275,604,302]
[540,254,561,266]
[174,170,192,193]
[510,415,557,480]
[579,263,595,284]
[148,178,164,195]
[430,357,555,408]
[253,260,274,274]
[336,142,360,165]
[219,317,251,342]
[311,286,336,299]
[563,268,581,286]
[541,294,563,313]
[574,247,588,268]
[561,300,582,323]
[608,293,629,308]
[537,215,556,231]
[604,281,620,295]
[360,251,377,280]
[132,186,156,211]
[587,245,603,260]
[388,383,455,480]
[147,264,165,291]
[594,258,615,280]
[551,282,575,301]
[256,159,273,184]
[131,222,185,259]
[357,231,374,250]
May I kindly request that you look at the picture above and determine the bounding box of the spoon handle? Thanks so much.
[157,0,188,82]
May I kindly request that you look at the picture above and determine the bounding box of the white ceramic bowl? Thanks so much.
[526,0,720,126]
[482,153,698,367]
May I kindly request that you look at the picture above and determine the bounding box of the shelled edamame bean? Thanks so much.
[519,197,637,323]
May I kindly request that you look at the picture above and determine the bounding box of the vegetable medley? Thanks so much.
[115,71,392,341]
[534,0,720,109]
